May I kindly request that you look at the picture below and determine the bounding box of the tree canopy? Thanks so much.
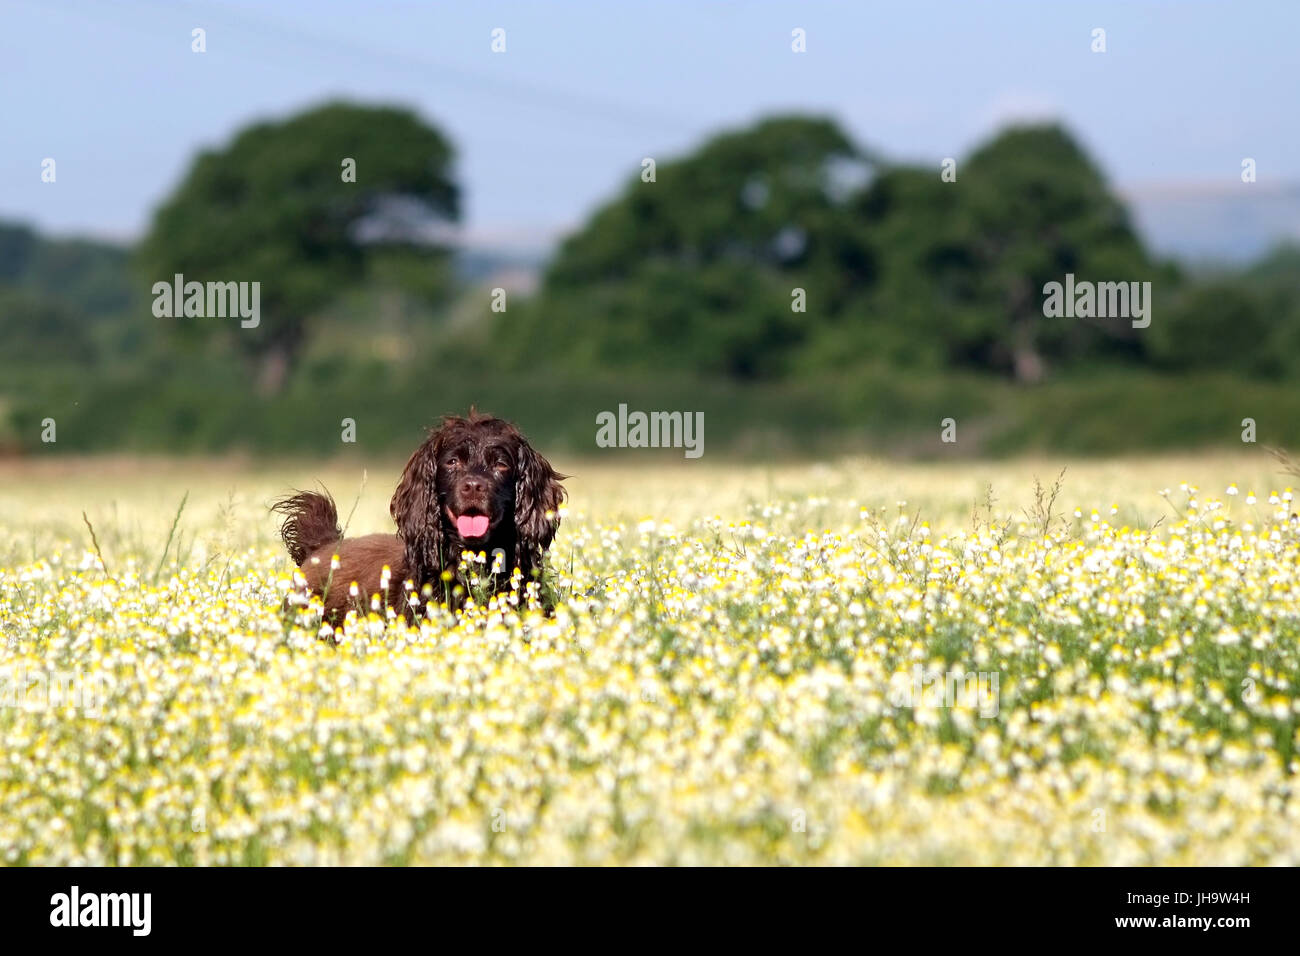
[508,116,877,380]
[137,101,460,392]
[508,119,1175,384]
[6,104,1300,456]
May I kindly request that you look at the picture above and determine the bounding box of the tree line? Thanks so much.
[2,101,1298,455]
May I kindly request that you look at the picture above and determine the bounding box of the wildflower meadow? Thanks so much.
[1,454,1297,865]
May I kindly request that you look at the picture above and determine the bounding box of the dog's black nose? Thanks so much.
[459,477,486,496]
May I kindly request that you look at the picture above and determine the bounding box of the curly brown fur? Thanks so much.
[391,410,566,598]
[271,490,342,566]
[274,412,565,621]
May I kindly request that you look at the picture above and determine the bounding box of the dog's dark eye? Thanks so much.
[444,457,459,468]
[494,459,510,472]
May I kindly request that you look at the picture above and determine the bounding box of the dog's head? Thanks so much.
[390,411,565,580]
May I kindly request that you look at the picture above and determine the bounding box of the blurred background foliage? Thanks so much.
[2,101,1298,458]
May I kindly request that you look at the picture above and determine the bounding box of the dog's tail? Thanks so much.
[271,491,342,566]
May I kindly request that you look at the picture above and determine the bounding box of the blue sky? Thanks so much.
[4,0,1297,252]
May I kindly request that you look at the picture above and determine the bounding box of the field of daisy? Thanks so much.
[1,452,1298,865]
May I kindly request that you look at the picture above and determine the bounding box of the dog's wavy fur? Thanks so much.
[273,412,565,620]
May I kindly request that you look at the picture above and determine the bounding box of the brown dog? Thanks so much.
[273,412,565,619]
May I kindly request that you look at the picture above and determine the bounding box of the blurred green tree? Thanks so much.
[864,124,1157,383]
[1149,279,1283,377]
[1246,244,1300,376]
[508,115,877,380]
[137,101,459,393]
[0,287,97,365]
[511,120,1163,386]
[0,222,38,282]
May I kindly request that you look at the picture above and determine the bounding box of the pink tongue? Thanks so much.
[456,514,489,538]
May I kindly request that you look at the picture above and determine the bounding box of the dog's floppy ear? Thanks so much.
[514,433,565,561]
[390,428,444,580]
